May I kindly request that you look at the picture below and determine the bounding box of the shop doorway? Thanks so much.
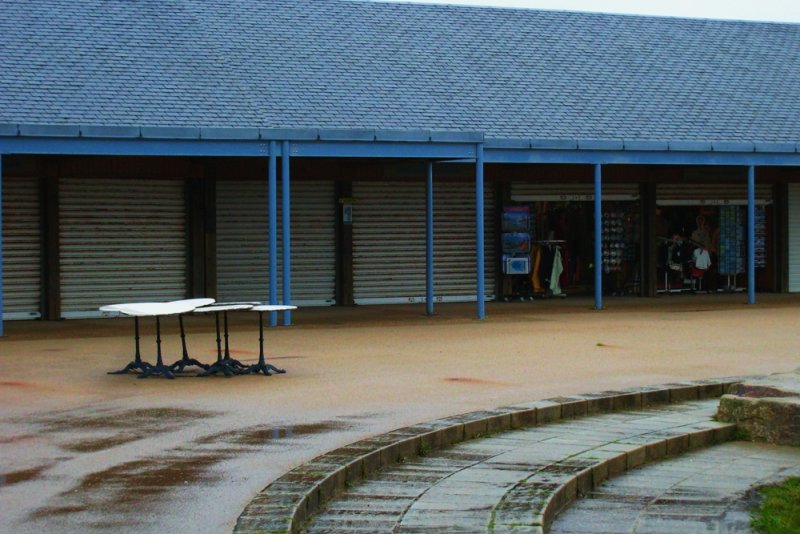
[505,182,642,300]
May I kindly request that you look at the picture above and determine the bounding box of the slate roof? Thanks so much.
[1,0,799,143]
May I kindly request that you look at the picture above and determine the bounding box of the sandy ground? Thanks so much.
[1,294,799,534]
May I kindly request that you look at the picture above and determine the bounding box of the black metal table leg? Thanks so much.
[138,316,175,379]
[169,314,210,372]
[221,311,247,370]
[200,311,237,377]
[243,311,286,376]
[108,317,154,374]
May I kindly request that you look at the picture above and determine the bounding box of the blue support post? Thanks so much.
[476,144,486,320]
[747,166,756,305]
[268,141,278,326]
[0,154,4,337]
[594,164,603,310]
[281,141,292,326]
[426,161,434,316]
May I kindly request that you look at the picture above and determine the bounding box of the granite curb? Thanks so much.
[233,378,741,534]
[522,420,738,533]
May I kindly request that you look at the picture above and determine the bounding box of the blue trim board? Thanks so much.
[290,141,478,159]
[375,130,432,143]
[485,148,800,166]
[201,127,260,140]
[1,135,800,165]
[0,137,273,157]
[140,127,200,140]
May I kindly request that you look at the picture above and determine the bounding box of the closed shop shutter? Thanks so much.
[2,175,42,319]
[59,178,187,318]
[656,184,773,205]
[511,182,639,201]
[216,180,336,306]
[789,184,800,293]
[352,181,496,304]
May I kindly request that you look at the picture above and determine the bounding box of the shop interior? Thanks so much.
[500,200,641,300]
[654,203,772,294]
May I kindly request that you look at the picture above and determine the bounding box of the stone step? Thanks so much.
[551,441,800,534]
[305,401,734,533]
[234,379,740,534]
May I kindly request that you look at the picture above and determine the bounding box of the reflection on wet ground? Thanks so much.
[27,451,233,533]
[0,381,37,388]
[61,434,147,453]
[5,411,363,532]
[0,433,36,445]
[194,420,352,446]
[1,465,51,486]
[19,408,221,454]
[36,408,218,433]
[443,376,509,386]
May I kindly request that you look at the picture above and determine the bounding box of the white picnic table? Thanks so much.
[101,300,298,378]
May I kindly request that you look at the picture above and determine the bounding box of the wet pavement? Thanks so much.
[551,442,800,534]
[304,399,731,533]
[2,296,800,534]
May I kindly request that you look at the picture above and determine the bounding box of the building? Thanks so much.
[2,0,800,335]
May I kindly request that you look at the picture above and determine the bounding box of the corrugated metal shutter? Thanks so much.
[511,182,639,201]
[789,184,800,293]
[216,180,336,305]
[59,178,187,318]
[353,181,496,304]
[656,184,773,205]
[2,175,42,319]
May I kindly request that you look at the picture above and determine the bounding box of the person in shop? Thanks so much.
[667,232,691,290]
[691,215,711,249]
[691,242,712,292]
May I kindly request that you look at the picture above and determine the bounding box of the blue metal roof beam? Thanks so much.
[1,126,799,164]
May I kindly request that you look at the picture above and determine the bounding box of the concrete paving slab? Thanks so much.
[3,296,800,534]
[552,442,800,534]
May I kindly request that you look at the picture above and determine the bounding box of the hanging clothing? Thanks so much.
[693,247,712,270]
[530,245,543,293]
[550,247,564,295]
[539,246,555,289]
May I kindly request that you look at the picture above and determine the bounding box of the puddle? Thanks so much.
[443,377,507,386]
[335,411,384,421]
[30,452,232,520]
[595,343,624,349]
[195,420,352,446]
[61,433,147,453]
[0,381,36,388]
[29,505,88,518]
[0,433,36,445]
[1,465,50,486]
[39,408,218,433]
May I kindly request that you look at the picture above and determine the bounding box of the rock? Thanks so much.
[717,394,800,447]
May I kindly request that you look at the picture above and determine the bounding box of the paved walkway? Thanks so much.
[552,441,800,534]
[3,297,800,534]
[305,400,729,533]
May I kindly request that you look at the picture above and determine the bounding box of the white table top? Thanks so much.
[100,298,216,317]
[251,305,298,312]
[99,300,204,317]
